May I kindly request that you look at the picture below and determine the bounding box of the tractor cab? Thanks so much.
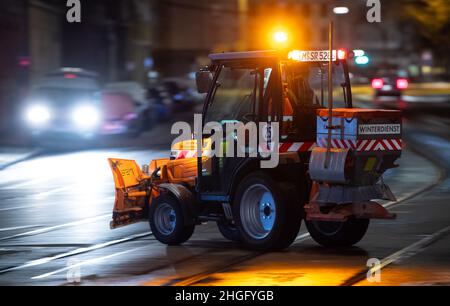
[194,50,352,200]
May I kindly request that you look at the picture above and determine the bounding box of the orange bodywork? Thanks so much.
[108,139,210,228]
[108,158,152,226]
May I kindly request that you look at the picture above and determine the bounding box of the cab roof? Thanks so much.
[209,49,349,64]
[209,50,279,62]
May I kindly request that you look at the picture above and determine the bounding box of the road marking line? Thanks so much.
[0,205,40,212]
[31,246,145,280]
[341,225,450,286]
[0,185,106,199]
[0,197,114,212]
[0,214,111,242]
[383,181,442,209]
[0,149,43,171]
[381,155,443,209]
[0,225,43,232]
[0,231,152,275]
[372,225,450,270]
[295,232,311,242]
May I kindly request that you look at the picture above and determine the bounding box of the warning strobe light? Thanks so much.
[273,31,288,44]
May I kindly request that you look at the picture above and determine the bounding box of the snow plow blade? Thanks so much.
[108,158,150,229]
[108,158,147,189]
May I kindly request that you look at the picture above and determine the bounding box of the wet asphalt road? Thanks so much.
[0,101,449,286]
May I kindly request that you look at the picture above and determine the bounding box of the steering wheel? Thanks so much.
[242,113,257,123]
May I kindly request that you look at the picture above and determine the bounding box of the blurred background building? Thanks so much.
[0,0,449,133]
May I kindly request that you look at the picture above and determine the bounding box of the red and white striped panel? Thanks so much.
[259,142,317,153]
[357,139,402,151]
[171,150,198,160]
[172,139,402,159]
[317,138,357,150]
[317,138,402,151]
[278,142,317,153]
[173,142,317,159]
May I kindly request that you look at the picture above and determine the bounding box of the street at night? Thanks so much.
[0,0,449,294]
[0,99,449,286]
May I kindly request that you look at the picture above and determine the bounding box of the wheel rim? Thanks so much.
[154,203,176,235]
[240,184,276,240]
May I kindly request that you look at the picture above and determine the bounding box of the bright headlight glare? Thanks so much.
[26,105,51,125]
[72,105,100,129]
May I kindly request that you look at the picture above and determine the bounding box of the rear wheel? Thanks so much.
[233,173,302,251]
[217,222,241,242]
[305,218,369,247]
[149,193,195,245]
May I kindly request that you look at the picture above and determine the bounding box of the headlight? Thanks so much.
[72,105,100,129]
[25,105,51,126]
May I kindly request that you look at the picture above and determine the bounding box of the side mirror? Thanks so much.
[195,71,212,94]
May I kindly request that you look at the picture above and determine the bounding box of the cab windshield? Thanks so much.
[281,60,350,110]
[205,65,261,123]
[202,59,351,142]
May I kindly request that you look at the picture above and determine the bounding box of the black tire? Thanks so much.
[149,193,195,245]
[217,222,241,242]
[305,218,370,247]
[233,172,302,251]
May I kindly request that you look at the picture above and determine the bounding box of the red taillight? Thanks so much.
[371,78,384,89]
[64,73,77,79]
[396,78,408,89]
[19,58,31,67]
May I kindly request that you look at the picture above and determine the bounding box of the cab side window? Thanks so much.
[280,63,320,141]
[205,66,259,124]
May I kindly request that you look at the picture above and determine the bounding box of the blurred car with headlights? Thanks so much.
[101,81,155,136]
[24,68,102,140]
[371,69,409,97]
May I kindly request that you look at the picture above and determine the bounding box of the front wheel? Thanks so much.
[305,218,370,247]
[149,193,195,245]
[233,173,302,251]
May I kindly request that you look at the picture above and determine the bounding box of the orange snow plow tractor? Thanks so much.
[108,48,402,251]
